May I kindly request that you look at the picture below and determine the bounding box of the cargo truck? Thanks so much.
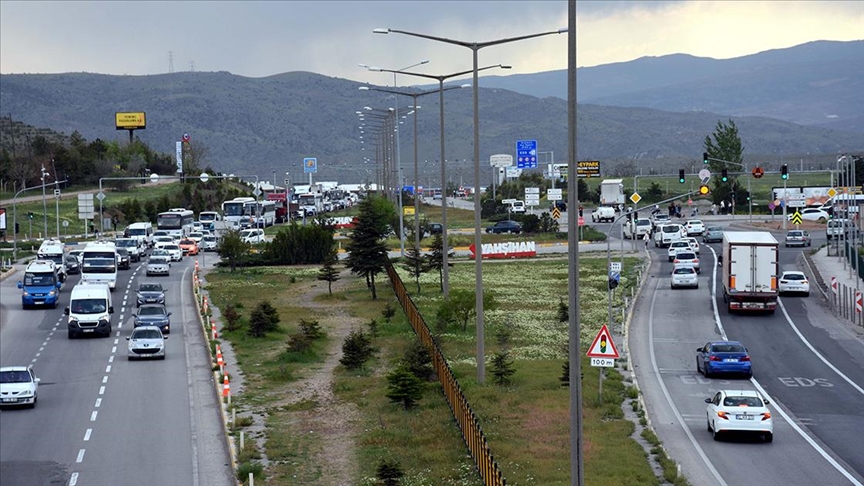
[721,231,779,313]
[600,179,625,207]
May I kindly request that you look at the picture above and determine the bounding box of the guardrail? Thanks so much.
[385,261,506,486]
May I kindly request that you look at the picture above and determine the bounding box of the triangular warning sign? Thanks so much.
[586,324,620,359]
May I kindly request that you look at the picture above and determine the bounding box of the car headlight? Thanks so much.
[69,318,79,326]
[99,318,109,326]
[49,289,57,296]
[23,290,30,296]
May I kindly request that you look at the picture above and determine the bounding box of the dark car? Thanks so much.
[549,201,567,212]
[696,341,752,378]
[116,248,131,270]
[134,304,172,334]
[136,283,166,307]
[486,221,523,234]
[64,255,81,274]
[428,223,443,235]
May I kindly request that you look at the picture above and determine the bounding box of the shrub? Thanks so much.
[403,340,433,381]
[381,301,396,323]
[236,461,263,482]
[299,319,324,340]
[286,333,312,353]
[376,459,405,486]
[366,318,379,338]
[340,330,373,370]
[246,301,280,338]
[385,365,424,410]
[223,305,242,332]
[490,349,516,386]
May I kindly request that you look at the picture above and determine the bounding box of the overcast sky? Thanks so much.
[2,1,862,84]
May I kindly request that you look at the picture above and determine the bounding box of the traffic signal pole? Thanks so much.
[11,180,68,260]
[704,155,752,223]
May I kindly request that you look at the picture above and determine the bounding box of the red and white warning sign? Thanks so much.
[586,324,620,360]
[831,276,838,294]
[856,291,862,314]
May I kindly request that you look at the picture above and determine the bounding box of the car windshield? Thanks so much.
[712,344,745,353]
[673,268,695,274]
[139,284,163,292]
[71,298,107,314]
[132,329,163,340]
[179,240,194,245]
[82,259,116,273]
[783,273,805,281]
[0,371,32,383]
[116,240,135,247]
[23,272,56,286]
[139,306,166,316]
[149,257,169,264]
[723,396,763,407]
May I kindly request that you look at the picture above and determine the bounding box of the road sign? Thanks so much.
[857,291,863,314]
[590,357,615,367]
[831,276,838,294]
[403,206,415,216]
[768,202,776,211]
[586,324,620,359]
[525,187,540,194]
[516,140,538,169]
[577,160,600,178]
[62,220,69,228]
[150,173,160,183]
[54,188,61,198]
[199,172,210,183]
[629,192,641,204]
[551,207,561,219]
[490,154,513,168]
[548,188,562,201]
[790,211,803,225]
[96,191,106,201]
[827,187,837,198]
[752,167,764,178]
[182,133,191,142]
[609,261,622,272]
[609,271,620,283]
[698,168,711,184]
[253,187,262,197]
[578,216,585,226]
[303,157,318,174]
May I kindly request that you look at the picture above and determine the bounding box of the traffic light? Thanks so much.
[703,152,710,164]
[28,212,33,220]
[578,205,583,217]
[679,169,686,184]
[608,277,619,290]
[781,164,788,180]
[721,169,728,182]
[698,185,710,195]
[15,222,20,234]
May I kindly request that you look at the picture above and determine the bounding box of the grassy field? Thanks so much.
[204,255,662,485]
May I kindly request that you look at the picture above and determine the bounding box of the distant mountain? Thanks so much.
[1,68,861,183]
[478,40,864,132]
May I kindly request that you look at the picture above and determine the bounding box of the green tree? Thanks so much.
[447,289,499,332]
[385,364,424,410]
[344,195,393,300]
[376,459,405,486]
[403,340,433,381]
[381,302,396,323]
[704,119,745,204]
[247,301,280,337]
[490,349,516,386]
[424,234,448,292]
[340,330,374,370]
[557,298,568,323]
[317,247,341,295]
[400,244,427,293]
[217,230,250,272]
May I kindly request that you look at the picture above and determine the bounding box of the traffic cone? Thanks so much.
[216,347,224,370]
[211,318,218,340]
[202,296,209,314]
[222,373,230,398]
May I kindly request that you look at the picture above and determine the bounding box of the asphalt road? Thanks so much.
[0,252,234,486]
[630,226,864,486]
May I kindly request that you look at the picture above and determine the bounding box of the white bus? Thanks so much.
[81,241,118,291]
[246,200,277,227]
[156,209,196,238]
[222,197,256,224]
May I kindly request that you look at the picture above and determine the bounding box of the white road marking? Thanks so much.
[108,356,114,363]
[84,429,92,441]
[105,365,111,373]
[778,299,864,396]
[90,411,97,421]
[70,472,79,485]
[39,346,45,351]
[31,358,37,363]
[76,449,85,463]
[99,386,105,395]
[709,247,863,486]
[101,376,108,384]
[35,352,40,357]
[95,398,101,407]
[111,346,117,353]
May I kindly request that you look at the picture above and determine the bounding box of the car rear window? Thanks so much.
[673,267,695,274]
[723,396,763,407]
[783,273,805,281]
[675,252,696,260]
[712,344,745,353]
[788,231,803,237]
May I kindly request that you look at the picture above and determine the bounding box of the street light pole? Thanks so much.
[41,165,49,238]
[374,25,566,384]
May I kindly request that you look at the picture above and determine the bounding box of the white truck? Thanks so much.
[600,179,625,207]
[623,218,652,239]
[653,223,684,248]
[721,231,779,314]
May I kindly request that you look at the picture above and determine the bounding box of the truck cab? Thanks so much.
[18,260,63,309]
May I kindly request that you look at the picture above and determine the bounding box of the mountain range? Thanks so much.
[1,40,861,184]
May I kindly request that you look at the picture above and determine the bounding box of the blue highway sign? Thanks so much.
[516,140,538,169]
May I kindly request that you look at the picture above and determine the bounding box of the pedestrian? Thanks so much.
[643,231,650,249]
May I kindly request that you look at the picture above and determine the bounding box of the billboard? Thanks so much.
[772,186,832,207]
[0,207,6,231]
[577,160,601,178]
[115,112,146,130]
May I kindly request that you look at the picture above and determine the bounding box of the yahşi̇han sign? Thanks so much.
[468,241,536,260]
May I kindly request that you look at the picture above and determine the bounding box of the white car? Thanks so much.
[778,271,810,296]
[187,231,205,244]
[788,208,829,222]
[671,266,698,289]
[127,325,168,360]
[667,240,692,261]
[685,237,701,254]
[685,219,705,236]
[240,228,265,244]
[705,390,773,442]
[162,244,183,262]
[200,235,219,252]
[146,256,171,276]
[651,213,671,229]
[0,366,40,408]
[153,236,175,249]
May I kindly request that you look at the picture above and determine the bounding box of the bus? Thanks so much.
[222,197,256,224]
[198,211,223,224]
[81,241,118,291]
[156,209,196,238]
[247,200,277,227]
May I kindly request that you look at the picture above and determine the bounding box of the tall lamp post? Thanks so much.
[365,64,511,297]
[374,26,566,384]
[359,83,470,253]
[40,165,50,238]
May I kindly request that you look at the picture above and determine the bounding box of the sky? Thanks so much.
[1,1,862,85]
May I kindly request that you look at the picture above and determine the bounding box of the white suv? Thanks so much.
[654,224,683,248]
[240,229,265,244]
[0,366,40,408]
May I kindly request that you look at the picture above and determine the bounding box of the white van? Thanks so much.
[125,222,154,248]
[65,283,114,338]
[81,241,118,291]
[653,223,684,248]
[37,238,68,280]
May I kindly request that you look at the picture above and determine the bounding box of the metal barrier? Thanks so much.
[385,262,506,486]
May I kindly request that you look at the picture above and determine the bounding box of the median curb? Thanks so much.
[0,267,15,281]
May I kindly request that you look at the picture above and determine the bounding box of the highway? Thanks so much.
[628,224,864,486]
[0,252,234,486]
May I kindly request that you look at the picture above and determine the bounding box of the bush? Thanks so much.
[376,459,405,486]
[381,301,396,323]
[299,319,324,340]
[246,301,280,338]
[236,461,264,482]
[385,365,424,410]
[404,340,433,381]
[223,305,242,332]
[340,330,374,370]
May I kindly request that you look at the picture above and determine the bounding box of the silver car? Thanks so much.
[126,326,167,360]
[146,256,170,276]
[671,267,698,289]
[672,251,700,273]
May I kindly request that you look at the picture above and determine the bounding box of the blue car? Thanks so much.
[696,341,752,378]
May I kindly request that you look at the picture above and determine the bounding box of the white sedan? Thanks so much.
[788,208,829,222]
[706,390,773,442]
[0,366,40,408]
[162,244,183,262]
[667,240,692,261]
[671,267,698,289]
[685,219,705,236]
[684,237,700,254]
[778,271,810,296]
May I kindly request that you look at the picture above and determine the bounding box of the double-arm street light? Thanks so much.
[359,83,470,253]
[374,26,567,384]
[365,64,510,297]
[40,165,51,238]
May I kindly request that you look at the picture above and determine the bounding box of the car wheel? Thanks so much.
[707,417,712,432]
[745,371,753,379]
[159,355,166,360]
[704,365,712,378]
[695,283,699,289]
[29,396,37,409]
[696,358,701,374]
[764,433,773,443]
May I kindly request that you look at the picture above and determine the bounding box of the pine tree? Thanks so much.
[317,247,341,295]
[376,459,405,486]
[381,301,396,323]
[344,195,394,300]
[490,349,516,386]
[404,340,433,381]
[400,244,427,293]
[425,234,445,292]
[557,298,569,323]
[340,330,374,370]
[385,365,424,410]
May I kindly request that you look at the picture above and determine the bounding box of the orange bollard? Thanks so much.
[211,318,218,339]
[222,373,230,398]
